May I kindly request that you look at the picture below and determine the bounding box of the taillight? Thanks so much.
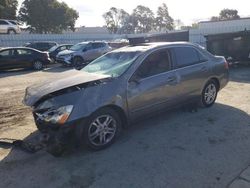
[43,52,49,59]
[224,60,229,69]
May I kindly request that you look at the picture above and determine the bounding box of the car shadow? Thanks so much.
[0,103,250,187]
[229,65,250,83]
[42,64,73,73]
[0,64,72,78]
[0,68,33,78]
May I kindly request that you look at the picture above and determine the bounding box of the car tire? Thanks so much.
[73,56,84,69]
[200,80,218,107]
[33,60,43,70]
[81,108,122,151]
[7,29,16,34]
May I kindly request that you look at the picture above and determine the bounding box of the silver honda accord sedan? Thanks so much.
[23,42,229,155]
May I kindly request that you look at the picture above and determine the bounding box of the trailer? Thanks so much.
[205,30,250,65]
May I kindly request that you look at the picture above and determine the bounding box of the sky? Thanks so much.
[17,0,250,27]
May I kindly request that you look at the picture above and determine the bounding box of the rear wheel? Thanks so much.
[201,80,218,107]
[81,108,122,150]
[33,60,43,70]
[7,29,16,34]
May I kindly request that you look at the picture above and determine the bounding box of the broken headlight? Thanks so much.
[36,105,73,124]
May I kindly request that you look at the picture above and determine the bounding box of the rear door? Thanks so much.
[83,43,95,61]
[0,49,16,69]
[127,48,180,119]
[90,43,103,59]
[171,46,211,101]
[15,49,34,67]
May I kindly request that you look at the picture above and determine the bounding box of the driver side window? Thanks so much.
[84,44,92,51]
[135,49,171,79]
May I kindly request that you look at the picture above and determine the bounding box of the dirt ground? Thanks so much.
[0,65,249,188]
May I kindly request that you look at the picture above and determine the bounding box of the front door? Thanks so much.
[127,48,180,119]
[0,49,15,69]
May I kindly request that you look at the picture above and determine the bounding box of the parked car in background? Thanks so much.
[56,41,112,68]
[23,42,229,156]
[24,41,58,52]
[0,47,51,70]
[0,19,21,34]
[48,44,73,63]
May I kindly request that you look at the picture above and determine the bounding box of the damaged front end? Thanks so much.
[31,88,83,156]
[23,71,111,156]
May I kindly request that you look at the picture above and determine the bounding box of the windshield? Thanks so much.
[81,51,141,77]
[70,43,87,51]
[48,45,58,52]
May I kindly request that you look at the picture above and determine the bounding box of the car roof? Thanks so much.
[0,47,41,52]
[77,41,107,44]
[114,42,200,53]
[57,44,73,46]
[27,41,57,44]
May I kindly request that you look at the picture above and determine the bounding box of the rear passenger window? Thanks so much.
[174,47,201,68]
[197,50,208,62]
[135,49,171,79]
[92,43,104,49]
[16,49,33,55]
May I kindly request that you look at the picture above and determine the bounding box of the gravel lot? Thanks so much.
[0,65,249,188]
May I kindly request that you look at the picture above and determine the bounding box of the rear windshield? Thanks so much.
[48,45,58,52]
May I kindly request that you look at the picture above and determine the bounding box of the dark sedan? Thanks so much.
[0,47,51,70]
[48,44,73,63]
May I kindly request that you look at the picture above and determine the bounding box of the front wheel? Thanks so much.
[73,57,84,69]
[201,80,218,107]
[81,108,122,150]
[33,60,43,70]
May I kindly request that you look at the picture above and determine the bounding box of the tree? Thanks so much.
[210,16,220,21]
[155,3,174,31]
[174,19,184,30]
[119,15,137,34]
[132,5,155,33]
[219,9,240,20]
[103,7,129,34]
[18,0,79,34]
[210,9,240,21]
[0,0,18,19]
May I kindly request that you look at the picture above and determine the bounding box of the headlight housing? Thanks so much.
[36,105,74,124]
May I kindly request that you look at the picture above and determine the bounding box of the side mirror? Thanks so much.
[82,48,87,52]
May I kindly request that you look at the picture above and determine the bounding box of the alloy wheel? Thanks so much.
[88,115,117,146]
[33,61,43,70]
[204,83,217,105]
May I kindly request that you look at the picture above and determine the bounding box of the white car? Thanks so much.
[0,19,21,34]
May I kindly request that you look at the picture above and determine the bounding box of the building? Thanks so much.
[189,17,250,48]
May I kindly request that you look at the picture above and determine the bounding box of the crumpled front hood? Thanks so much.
[23,70,110,106]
